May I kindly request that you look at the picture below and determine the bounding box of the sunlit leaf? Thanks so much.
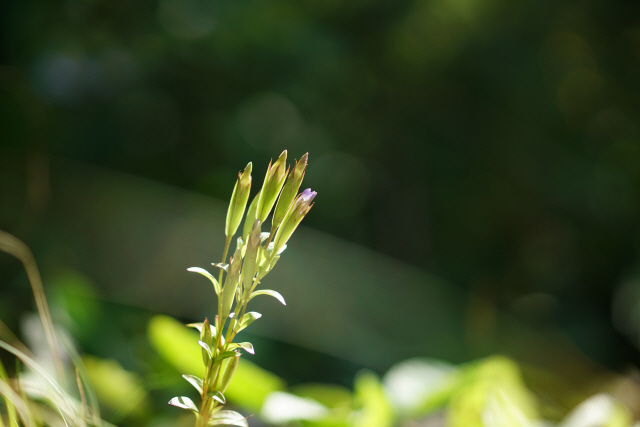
[447,356,539,427]
[353,370,393,427]
[83,355,150,417]
[148,315,203,376]
[208,410,249,426]
[214,351,238,364]
[212,263,229,272]
[198,341,213,359]
[383,358,457,416]
[187,267,221,295]
[183,375,203,395]
[559,393,632,427]
[248,289,286,305]
[237,312,262,332]
[169,396,198,412]
[291,383,353,409]
[261,391,329,424]
[228,342,255,354]
[207,390,226,405]
[224,358,286,412]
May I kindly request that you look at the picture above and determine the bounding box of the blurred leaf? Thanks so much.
[383,358,457,417]
[209,409,249,426]
[168,396,198,412]
[148,315,203,376]
[291,383,353,409]
[559,394,632,427]
[248,289,286,305]
[224,358,286,412]
[261,391,329,424]
[83,355,149,418]
[353,370,393,427]
[447,356,539,427]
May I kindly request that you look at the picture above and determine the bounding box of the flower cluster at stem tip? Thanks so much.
[168,151,315,427]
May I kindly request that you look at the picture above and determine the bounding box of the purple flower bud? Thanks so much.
[299,188,317,203]
[272,188,317,254]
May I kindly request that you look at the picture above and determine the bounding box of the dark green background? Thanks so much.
[3,0,640,407]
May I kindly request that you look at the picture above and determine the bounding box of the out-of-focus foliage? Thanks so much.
[149,314,285,413]
[3,0,640,425]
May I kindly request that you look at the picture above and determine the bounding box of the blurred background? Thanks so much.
[3,0,640,425]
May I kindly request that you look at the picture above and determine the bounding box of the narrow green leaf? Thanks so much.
[188,267,221,295]
[242,194,259,241]
[207,390,227,405]
[212,263,229,272]
[237,312,262,332]
[249,289,286,305]
[187,322,217,337]
[214,351,238,364]
[169,396,198,412]
[198,341,213,359]
[208,410,249,427]
[227,342,255,354]
[237,342,255,355]
[202,318,213,346]
[221,247,242,323]
[149,315,203,376]
[182,375,203,395]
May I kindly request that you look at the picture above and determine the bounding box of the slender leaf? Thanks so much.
[237,312,262,332]
[214,351,238,364]
[169,396,198,412]
[208,410,249,427]
[236,342,255,355]
[183,375,203,395]
[248,289,286,305]
[198,341,213,359]
[207,390,226,405]
[212,263,229,272]
[187,267,221,295]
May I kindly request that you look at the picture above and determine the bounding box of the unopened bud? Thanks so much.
[256,150,288,223]
[271,153,308,234]
[242,221,261,298]
[220,246,242,324]
[272,188,316,255]
[219,353,241,393]
[242,194,259,241]
[225,162,252,238]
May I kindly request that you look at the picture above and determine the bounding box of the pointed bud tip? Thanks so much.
[300,188,317,202]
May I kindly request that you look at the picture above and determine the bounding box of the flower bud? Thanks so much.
[219,352,240,393]
[220,246,242,324]
[242,220,261,298]
[242,194,259,241]
[272,188,316,255]
[271,153,308,234]
[256,150,288,224]
[225,162,252,238]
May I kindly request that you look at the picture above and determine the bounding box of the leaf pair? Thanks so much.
[168,396,248,427]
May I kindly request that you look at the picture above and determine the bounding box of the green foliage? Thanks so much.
[83,355,150,420]
[161,153,315,426]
